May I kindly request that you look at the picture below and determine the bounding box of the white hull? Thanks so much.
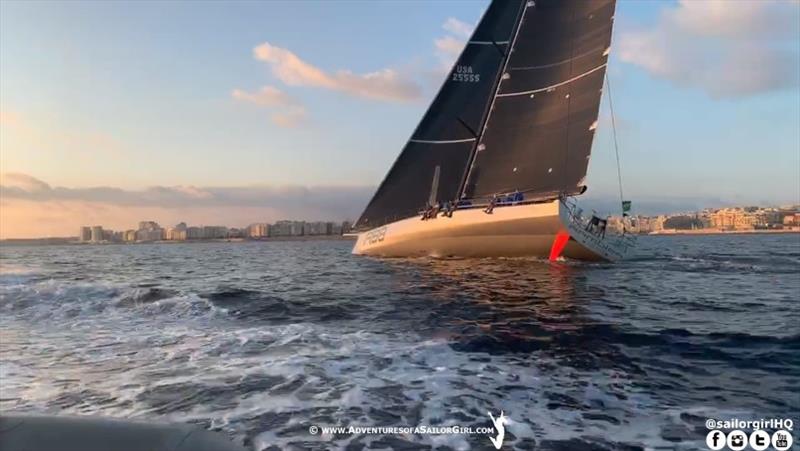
[352,199,635,261]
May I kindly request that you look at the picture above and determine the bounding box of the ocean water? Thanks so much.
[0,235,798,450]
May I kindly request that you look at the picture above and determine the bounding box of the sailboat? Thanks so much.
[352,0,635,261]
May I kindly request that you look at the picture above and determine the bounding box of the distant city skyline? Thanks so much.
[2,202,796,241]
[74,218,352,243]
[1,0,798,238]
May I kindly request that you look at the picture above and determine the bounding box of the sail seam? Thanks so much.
[510,45,606,71]
[497,63,606,98]
[409,138,477,144]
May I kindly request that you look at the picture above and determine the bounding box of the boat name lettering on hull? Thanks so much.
[364,227,387,246]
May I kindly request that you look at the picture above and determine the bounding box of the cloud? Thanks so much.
[231,86,293,107]
[231,85,307,127]
[435,36,465,60]
[442,17,473,39]
[433,17,475,73]
[0,173,52,193]
[618,0,800,98]
[0,173,372,238]
[271,108,307,128]
[1,173,371,210]
[252,42,422,103]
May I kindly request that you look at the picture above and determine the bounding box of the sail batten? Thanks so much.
[469,40,510,45]
[509,45,607,71]
[497,63,607,97]
[409,138,477,145]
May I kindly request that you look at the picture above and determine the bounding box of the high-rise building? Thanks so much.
[201,226,228,239]
[247,223,269,238]
[90,226,104,242]
[124,230,137,242]
[79,227,92,242]
[186,227,203,240]
[327,222,343,235]
[166,222,188,241]
[304,221,328,236]
[135,221,164,241]
[138,221,159,231]
[270,220,304,237]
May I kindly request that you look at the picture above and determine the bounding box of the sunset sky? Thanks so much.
[1,0,799,238]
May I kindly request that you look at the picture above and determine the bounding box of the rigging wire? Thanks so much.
[605,72,625,216]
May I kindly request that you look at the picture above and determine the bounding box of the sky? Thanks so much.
[1,0,798,238]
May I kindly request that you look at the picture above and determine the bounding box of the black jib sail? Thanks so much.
[355,0,525,230]
[462,0,615,201]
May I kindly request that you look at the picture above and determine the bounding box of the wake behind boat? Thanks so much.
[353,0,635,261]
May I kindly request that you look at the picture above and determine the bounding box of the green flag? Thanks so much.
[622,200,632,214]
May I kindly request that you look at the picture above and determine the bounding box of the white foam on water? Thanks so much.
[0,275,714,450]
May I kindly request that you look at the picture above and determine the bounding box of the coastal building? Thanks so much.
[649,215,666,233]
[328,222,343,235]
[124,230,137,242]
[136,221,164,241]
[138,221,159,231]
[90,226,104,243]
[136,228,164,242]
[607,217,622,234]
[79,227,92,242]
[186,227,203,240]
[270,220,304,237]
[304,221,328,236]
[709,208,756,230]
[247,223,269,238]
[202,226,228,239]
[166,228,187,241]
[166,222,188,241]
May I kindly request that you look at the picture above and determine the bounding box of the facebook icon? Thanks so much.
[706,430,726,450]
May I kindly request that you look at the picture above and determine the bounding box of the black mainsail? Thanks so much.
[462,0,615,200]
[356,0,615,230]
[355,0,525,229]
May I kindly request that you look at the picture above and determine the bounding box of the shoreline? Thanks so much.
[0,235,357,246]
[648,229,799,236]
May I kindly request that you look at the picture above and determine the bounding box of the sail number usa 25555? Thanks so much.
[452,65,480,83]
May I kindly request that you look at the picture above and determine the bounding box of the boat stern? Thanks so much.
[557,198,637,261]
